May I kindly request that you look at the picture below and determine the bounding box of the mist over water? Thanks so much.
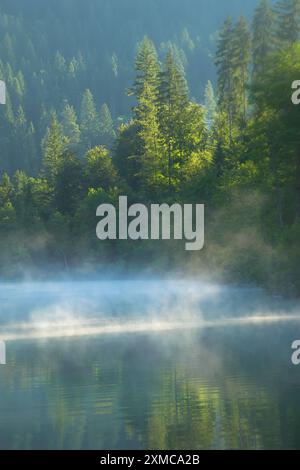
[0,280,300,450]
[0,280,299,341]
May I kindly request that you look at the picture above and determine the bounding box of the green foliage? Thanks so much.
[84,146,119,191]
[275,0,300,45]
[61,101,81,153]
[99,104,115,148]
[54,152,83,215]
[129,37,160,101]
[215,16,251,135]
[252,0,275,80]
[80,89,100,150]
[0,0,300,295]
[42,115,67,185]
[204,81,217,127]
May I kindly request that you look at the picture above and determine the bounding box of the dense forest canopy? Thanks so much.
[0,0,300,298]
[0,0,261,173]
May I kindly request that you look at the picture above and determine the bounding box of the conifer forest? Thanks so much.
[0,0,300,296]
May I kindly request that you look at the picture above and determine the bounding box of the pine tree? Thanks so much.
[99,103,115,148]
[54,152,83,215]
[275,0,300,45]
[158,49,189,186]
[215,18,236,142]
[135,80,163,191]
[252,0,275,79]
[216,17,251,136]
[129,36,163,192]
[42,114,67,185]
[0,89,14,172]
[80,89,100,150]
[13,106,37,173]
[159,50,189,110]
[129,36,160,100]
[85,146,118,191]
[2,89,14,124]
[27,122,37,173]
[54,51,67,73]
[204,80,217,128]
[0,173,13,206]
[61,100,81,152]
[232,17,251,125]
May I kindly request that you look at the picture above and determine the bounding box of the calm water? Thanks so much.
[0,281,300,450]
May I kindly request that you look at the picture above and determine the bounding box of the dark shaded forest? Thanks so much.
[0,0,300,296]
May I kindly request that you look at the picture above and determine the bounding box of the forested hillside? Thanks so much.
[0,0,300,297]
[0,0,260,173]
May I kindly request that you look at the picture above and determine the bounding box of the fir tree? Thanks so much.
[252,0,275,79]
[216,17,251,135]
[42,114,67,185]
[13,106,37,173]
[61,100,81,152]
[215,17,236,142]
[158,49,189,186]
[54,152,83,215]
[99,103,115,148]
[232,17,251,125]
[204,80,217,128]
[85,146,118,191]
[129,36,160,100]
[80,89,100,150]
[159,50,189,110]
[129,36,163,191]
[135,80,163,192]
[275,0,300,45]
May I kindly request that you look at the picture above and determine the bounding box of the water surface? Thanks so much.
[0,281,300,450]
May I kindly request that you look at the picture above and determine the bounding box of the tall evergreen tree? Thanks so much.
[13,107,37,173]
[252,0,275,79]
[159,50,189,111]
[129,36,163,192]
[85,146,118,191]
[216,17,251,137]
[54,152,83,215]
[42,114,66,185]
[99,103,115,148]
[204,80,217,128]
[61,100,81,152]
[215,18,236,143]
[135,80,163,192]
[80,89,100,150]
[129,36,160,100]
[232,17,251,125]
[275,0,300,45]
[158,49,189,186]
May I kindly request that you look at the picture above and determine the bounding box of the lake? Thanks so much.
[0,280,300,450]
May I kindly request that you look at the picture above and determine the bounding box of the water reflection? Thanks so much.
[0,324,300,449]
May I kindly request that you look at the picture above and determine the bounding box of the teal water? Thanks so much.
[0,281,300,450]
